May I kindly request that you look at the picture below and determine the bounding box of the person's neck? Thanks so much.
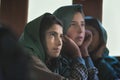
[45,56,52,64]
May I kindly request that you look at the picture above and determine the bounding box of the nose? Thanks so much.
[56,37,62,46]
[77,25,82,33]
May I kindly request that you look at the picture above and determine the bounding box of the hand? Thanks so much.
[80,30,93,57]
[61,35,82,58]
[92,43,106,60]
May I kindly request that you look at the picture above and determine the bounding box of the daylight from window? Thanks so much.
[103,0,120,56]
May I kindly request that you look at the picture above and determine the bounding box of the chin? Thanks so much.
[52,56,59,58]
[53,54,60,58]
[77,42,82,46]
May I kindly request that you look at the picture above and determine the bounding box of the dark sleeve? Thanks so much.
[31,56,88,80]
[68,57,88,80]
[95,58,120,80]
[104,56,120,77]
[83,56,99,80]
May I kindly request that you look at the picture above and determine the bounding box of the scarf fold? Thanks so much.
[19,13,46,62]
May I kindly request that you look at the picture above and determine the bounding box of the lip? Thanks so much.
[76,36,83,41]
[53,48,61,52]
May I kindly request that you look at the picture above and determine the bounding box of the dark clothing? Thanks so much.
[85,16,120,80]
[94,57,120,80]
[84,57,99,80]
[47,56,88,80]
[47,56,99,80]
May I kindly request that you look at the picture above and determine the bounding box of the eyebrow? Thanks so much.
[71,21,77,23]
[71,20,85,23]
[48,31,57,34]
[47,31,63,35]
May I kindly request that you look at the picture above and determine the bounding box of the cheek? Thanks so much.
[88,41,96,52]
[93,35,100,46]
[46,38,53,49]
[46,38,54,46]
[60,39,63,47]
[89,35,99,51]
[67,30,76,39]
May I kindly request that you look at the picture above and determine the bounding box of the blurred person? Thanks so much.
[0,23,63,80]
[0,23,31,80]
[85,16,120,80]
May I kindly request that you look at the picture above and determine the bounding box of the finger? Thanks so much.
[85,29,92,34]
[85,30,92,38]
[62,35,71,43]
[85,30,92,41]
[64,35,72,42]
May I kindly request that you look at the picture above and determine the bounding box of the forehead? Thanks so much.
[72,12,84,20]
[46,24,63,33]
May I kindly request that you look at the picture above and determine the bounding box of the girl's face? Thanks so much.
[66,12,85,46]
[86,26,100,52]
[45,24,63,58]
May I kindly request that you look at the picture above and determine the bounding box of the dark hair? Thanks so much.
[39,13,63,36]
[39,13,63,54]
[0,23,31,80]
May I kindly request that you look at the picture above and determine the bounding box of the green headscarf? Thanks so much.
[85,16,109,56]
[19,13,45,62]
[53,4,84,34]
[19,13,63,62]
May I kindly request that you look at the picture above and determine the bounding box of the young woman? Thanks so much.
[53,4,99,80]
[85,16,120,80]
[19,13,88,80]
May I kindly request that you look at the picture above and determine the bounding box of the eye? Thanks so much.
[71,22,77,26]
[49,32,56,37]
[60,34,63,39]
[70,23,79,28]
[71,23,76,26]
[81,23,85,27]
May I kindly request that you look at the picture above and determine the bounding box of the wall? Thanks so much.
[28,0,72,22]
[103,0,120,56]
[0,0,28,38]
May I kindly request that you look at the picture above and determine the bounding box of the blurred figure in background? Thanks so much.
[0,22,63,80]
[0,23,31,80]
[85,16,120,80]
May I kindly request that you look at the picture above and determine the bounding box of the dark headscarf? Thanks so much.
[19,13,62,62]
[53,4,84,34]
[85,16,109,56]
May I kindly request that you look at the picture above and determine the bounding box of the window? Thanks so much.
[28,0,72,22]
[103,0,120,56]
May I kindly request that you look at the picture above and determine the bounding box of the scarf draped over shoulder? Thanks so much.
[19,14,45,62]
